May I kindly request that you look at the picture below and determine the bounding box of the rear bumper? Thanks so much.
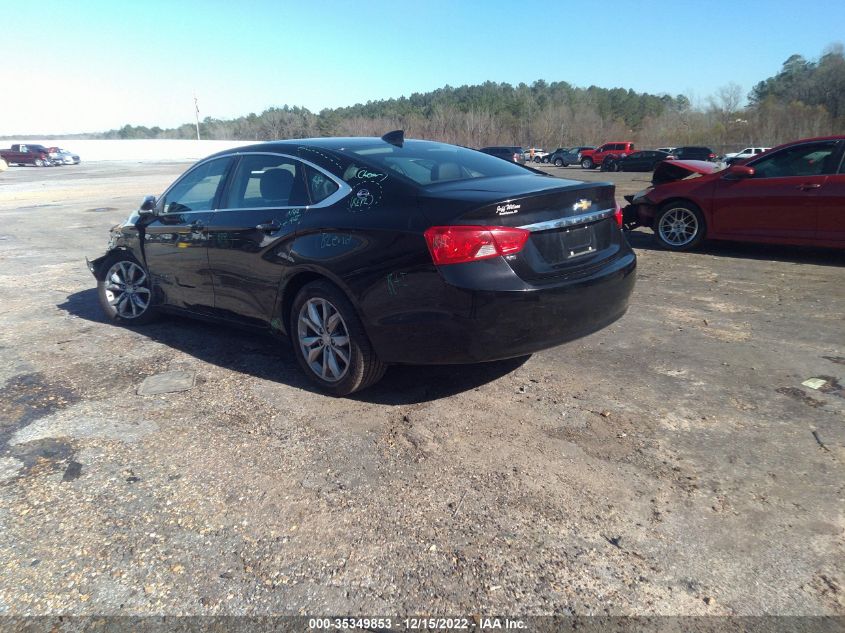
[370,251,636,364]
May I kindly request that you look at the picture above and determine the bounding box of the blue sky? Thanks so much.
[2,0,843,134]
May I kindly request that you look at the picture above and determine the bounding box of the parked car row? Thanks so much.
[477,142,767,172]
[0,144,80,167]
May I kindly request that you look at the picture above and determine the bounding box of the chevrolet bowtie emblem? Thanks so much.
[573,199,592,212]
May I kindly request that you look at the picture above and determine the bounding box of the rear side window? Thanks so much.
[345,140,529,186]
[304,164,339,203]
[224,154,311,208]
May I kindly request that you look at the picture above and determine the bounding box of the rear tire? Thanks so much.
[653,202,706,251]
[601,158,618,172]
[290,280,387,396]
[581,157,594,169]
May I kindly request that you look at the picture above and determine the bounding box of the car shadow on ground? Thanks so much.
[58,289,529,405]
[626,229,845,267]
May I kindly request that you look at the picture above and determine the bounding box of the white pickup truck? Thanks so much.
[724,147,771,164]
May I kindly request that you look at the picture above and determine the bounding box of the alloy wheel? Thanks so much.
[297,298,351,383]
[104,260,151,318]
[658,207,699,247]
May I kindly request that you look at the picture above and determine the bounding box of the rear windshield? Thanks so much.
[343,140,529,186]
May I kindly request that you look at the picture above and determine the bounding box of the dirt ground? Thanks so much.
[0,161,843,618]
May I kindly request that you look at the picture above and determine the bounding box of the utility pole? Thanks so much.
[194,93,201,141]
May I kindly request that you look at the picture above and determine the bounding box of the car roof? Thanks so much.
[203,136,468,161]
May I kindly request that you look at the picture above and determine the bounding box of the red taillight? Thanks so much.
[709,153,716,159]
[424,225,530,266]
[614,203,623,228]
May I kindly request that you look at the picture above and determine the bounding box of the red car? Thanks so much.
[580,142,635,169]
[622,136,845,250]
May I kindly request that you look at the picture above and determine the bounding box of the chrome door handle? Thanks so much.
[256,221,281,233]
[797,183,821,190]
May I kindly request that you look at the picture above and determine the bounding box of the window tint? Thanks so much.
[163,157,230,214]
[752,142,838,178]
[345,140,528,186]
[224,154,311,208]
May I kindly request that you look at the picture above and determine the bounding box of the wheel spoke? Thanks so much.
[326,348,341,379]
[331,335,349,347]
[299,315,320,334]
[326,311,341,333]
[308,302,323,331]
[116,294,130,315]
[302,335,321,348]
[307,344,323,364]
[332,346,349,365]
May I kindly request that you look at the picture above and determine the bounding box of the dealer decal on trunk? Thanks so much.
[496,203,521,216]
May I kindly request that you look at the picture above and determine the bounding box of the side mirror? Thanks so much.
[724,165,755,179]
[139,195,157,215]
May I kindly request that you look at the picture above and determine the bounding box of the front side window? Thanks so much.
[752,142,838,178]
[224,154,312,209]
[163,157,231,214]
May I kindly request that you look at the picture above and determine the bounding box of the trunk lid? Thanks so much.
[418,174,624,282]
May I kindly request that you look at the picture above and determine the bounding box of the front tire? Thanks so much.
[97,252,158,324]
[654,202,706,251]
[581,157,594,169]
[553,158,564,167]
[290,281,386,396]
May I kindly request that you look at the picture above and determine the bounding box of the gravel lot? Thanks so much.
[0,161,843,618]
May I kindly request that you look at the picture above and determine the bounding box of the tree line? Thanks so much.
[25,45,845,153]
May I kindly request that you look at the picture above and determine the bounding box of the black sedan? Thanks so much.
[87,133,636,395]
[603,150,671,172]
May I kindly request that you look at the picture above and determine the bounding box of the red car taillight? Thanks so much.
[614,203,623,228]
[709,153,716,159]
[424,225,530,266]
